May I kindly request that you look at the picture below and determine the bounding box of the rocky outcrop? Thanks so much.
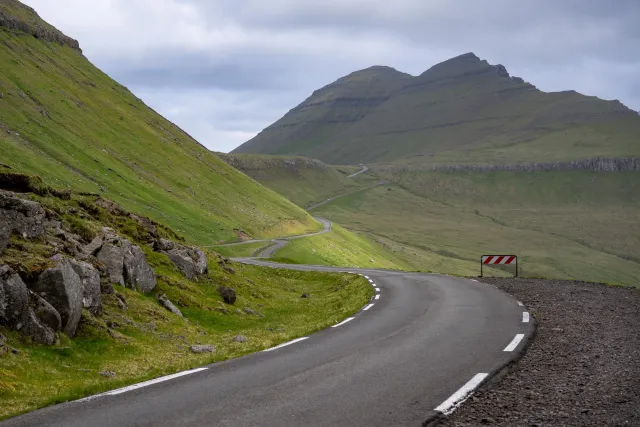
[0,0,82,52]
[190,344,215,353]
[123,244,156,292]
[96,229,156,292]
[154,239,207,279]
[31,259,83,337]
[0,190,57,255]
[0,267,58,345]
[69,259,101,315]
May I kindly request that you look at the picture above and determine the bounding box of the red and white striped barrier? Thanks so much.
[482,255,516,265]
[480,255,518,277]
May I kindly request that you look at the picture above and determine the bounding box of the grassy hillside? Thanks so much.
[0,4,320,245]
[219,154,375,208]
[311,177,640,287]
[234,53,640,165]
[0,185,372,419]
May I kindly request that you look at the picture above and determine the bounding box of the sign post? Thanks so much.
[481,255,518,278]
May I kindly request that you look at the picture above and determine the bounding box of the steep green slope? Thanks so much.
[0,1,319,245]
[219,153,376,208]
[311,173,640,287]
[234,53,640,165]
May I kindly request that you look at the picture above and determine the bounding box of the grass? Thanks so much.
[209,241,271,258]
[311,176,640,287]
[219,153,373,208]
[0,24,319,245]
[0,190,373,419]
[233,54,640,166]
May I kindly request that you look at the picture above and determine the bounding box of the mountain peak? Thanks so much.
[0,0,82,52]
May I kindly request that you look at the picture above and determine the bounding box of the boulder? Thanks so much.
[0,269,58,345]
[158,294,182,317]
[0,222,9,255]
[30,292,61,332]
[217,286,236,305]
[232,335,248,343]
[190,344,215,353]
[96,242,125,286]
[301,293,311,298]
[123,244,156,293]
[82,235,103,256]
[154,239,207,279]
[69,259,102,315]
[32,259,83,337]
[0,190,50,240]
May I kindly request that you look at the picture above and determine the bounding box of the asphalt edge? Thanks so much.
[422,284,538,427]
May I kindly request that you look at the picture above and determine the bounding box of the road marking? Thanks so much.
[375,288,380,292]
[374,294,380,300]
[75,368,209,403]
[435,373,488,415]
[517,301,524,306]
[263,337,309,352]
[363,304,375,311]
[503,334,525,352]
[470,279,478,282]
[364,276,370,279]
[522,312,530,323]
[332,317,355,328]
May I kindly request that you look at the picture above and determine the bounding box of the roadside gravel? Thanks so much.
[438,278,640,427]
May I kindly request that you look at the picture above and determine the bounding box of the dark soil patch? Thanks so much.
[438,278,640,427]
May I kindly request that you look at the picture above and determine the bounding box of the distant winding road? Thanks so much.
[3,261,534,427]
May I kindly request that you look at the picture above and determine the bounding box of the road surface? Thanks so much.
[3,260,534,427]
[347,165,369,178]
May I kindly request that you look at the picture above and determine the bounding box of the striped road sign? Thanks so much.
[480,255,518,277]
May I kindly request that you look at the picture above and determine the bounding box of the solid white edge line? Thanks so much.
[517,301,524,306]
[263,337,309,352]
[74,367,209,403]
[522,312,530,323]
[331,317,355,328]
[503,333,525,352]
[363,304,375,311]
[435,373,488,415]
[374,294,380,300]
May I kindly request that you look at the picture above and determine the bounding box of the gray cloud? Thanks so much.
[23,0,640,152]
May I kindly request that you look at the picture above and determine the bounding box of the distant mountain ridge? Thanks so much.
[234,53,640,165]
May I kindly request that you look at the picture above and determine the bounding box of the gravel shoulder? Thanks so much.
[438,278,640,427]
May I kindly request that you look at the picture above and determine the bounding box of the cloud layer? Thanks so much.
[23,0,640,152]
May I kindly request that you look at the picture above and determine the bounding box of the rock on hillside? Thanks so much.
[233,52,640,165]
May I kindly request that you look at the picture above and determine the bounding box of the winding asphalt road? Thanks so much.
[3,260,534,427]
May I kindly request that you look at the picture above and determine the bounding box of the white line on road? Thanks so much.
[364,276,370,279]
[470,279,478,282]
[435,373,488,415]
[375,288,380,292]
[263,337,309,352]
[368,279,374,283]
[503,334,525,352]
[75,368,209,402]
[517,301,524,306]
[374,294,380,300]
[332,317,355,328]
[363,304,375,311]
[522,312,530,323]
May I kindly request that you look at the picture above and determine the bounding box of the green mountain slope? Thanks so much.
[234,53,640,165]
[0,0,320,245]
[219,153,377,208]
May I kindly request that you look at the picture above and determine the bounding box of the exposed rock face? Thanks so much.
[218,286,236,305]
[158,294,182,317]
[154,239,207,279]
[31,259,83,337]
[0,0,82,52]
[0,190,56,254]
[69,259,102,315]
[31,292,61,332]
[0,267,57,345]
[123,244,156,293]
[96,241,125,286]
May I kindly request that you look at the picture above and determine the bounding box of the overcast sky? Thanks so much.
[23,0,640,153]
